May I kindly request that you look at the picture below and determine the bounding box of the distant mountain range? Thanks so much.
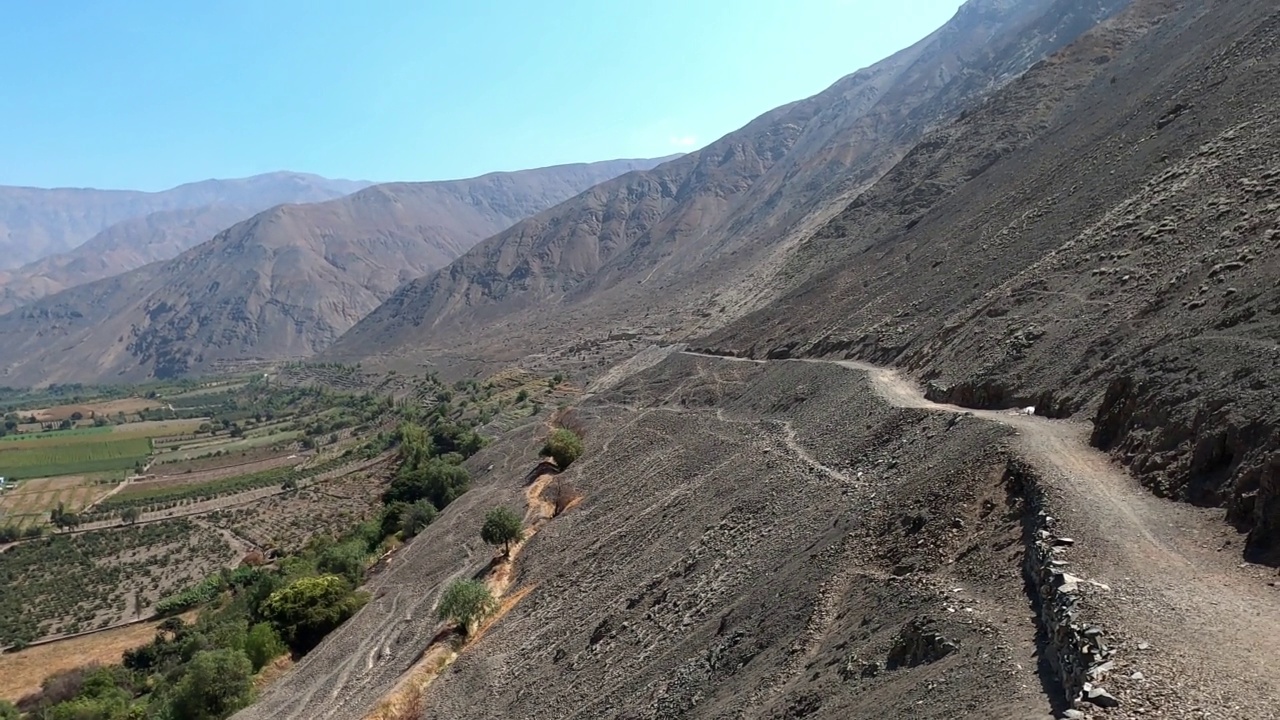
[0,158,668,384]
[0,172,372,270]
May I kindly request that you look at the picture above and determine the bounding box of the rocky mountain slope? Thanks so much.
[326,0,1130,373]
[700,0,1280,562]
[0,172,370,269]
[0,158,666,384]
[0,205,260,313]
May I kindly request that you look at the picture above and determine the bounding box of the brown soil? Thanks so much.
[25,397,162,423]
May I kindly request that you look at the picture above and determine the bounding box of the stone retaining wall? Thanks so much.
[1005,458,1120,712]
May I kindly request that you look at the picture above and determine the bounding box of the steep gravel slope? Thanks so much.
[238,353,1280,719]
[327,0,1129,378]
[239,354,1053,720]
[701,0,1280,562]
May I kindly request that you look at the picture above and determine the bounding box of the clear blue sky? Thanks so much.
[0,1,965,191]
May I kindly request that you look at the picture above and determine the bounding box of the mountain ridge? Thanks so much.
[0,157,670,384]
[326,0,1130,376]
[0,172,372,270]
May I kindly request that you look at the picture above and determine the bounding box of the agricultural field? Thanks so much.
[23,397,166,423]
[207,465,390,553]
[0,476,112,530]
[0,518,239,647]
[82,454,371,523]
[0,434,152,480]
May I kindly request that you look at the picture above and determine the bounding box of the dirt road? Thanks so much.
[687,352,1280,716]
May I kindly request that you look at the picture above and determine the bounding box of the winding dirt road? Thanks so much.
[687,351,1280,716]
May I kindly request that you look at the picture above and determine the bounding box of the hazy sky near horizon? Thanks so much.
[1,1,965,191]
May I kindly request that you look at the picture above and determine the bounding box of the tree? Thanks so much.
[383,459,471,510]
[168,649,254,720]
[316,540,368,588]
[244,623,287,671]
[51,502,81,530]
[541,428,584,469]
[480,507,523,556]
[0,699,16,720]
[437,579,496,635]
[120,506,141,525]
[402,501,438,538]
[260,575,367,653]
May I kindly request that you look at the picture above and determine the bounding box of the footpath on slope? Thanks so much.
[685,351,1280,718]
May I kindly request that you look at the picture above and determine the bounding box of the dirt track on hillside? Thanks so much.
[769,354,1280,716]
[238,352,1280,719]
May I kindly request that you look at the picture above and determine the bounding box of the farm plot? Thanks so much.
[151,445,299,473]
[0,519,238,646]
[208,467,388,553]
[26,397,165,423]
[112,419,208,439]
[85,455,356,521]
[0,435,151,480]
[0,476,108,525]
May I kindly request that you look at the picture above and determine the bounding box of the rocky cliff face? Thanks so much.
[701,0,1280,559]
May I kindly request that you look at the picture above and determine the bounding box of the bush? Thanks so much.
[168,649,254,720]
[384,459,471,510]
[401,501,438,538]
[0,700,15,720]
[437,580,496,635]
[244,623,287,671]
[480,507,523,555]
[541,428,583,469]
[260,575,368,653]
[316,540,369,588]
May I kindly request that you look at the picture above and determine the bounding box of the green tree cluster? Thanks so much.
[541,428,584,469]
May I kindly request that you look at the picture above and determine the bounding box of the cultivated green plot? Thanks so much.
[0,437,152,480]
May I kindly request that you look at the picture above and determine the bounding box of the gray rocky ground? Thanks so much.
[236,352,1280,719]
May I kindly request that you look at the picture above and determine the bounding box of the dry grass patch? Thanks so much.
[0,611,194,701]
[25,398,164,423]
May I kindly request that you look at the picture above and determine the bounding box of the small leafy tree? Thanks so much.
[480,507,523,555]
[168,649,255,720]
[402,501,438,538]
[0,699,17,720]
[260,575,368,653]
[541,428,584,469]
[120,506,141,525]
[384,459,471,510]
[437,580,496,635]
[244,623,287,671]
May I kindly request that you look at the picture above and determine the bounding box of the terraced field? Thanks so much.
[0,518,238,647]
